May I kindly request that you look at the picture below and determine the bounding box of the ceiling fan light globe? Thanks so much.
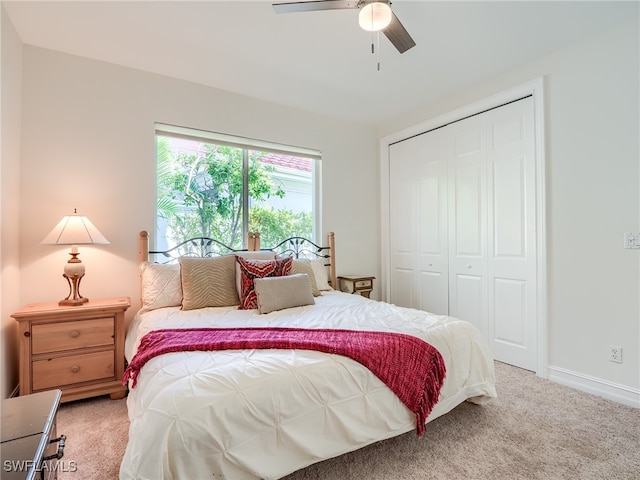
[359,2,392,32]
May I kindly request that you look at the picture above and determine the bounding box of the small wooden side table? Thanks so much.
[12,297,130,403]
[337,275,375,298]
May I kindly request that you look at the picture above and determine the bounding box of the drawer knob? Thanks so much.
[24,331,30,337]
[70,365,80,374]
[70,330,81,338]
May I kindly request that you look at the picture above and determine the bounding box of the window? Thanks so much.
[155,124,320,251]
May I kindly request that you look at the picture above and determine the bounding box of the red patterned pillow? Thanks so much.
[236,256,293,310]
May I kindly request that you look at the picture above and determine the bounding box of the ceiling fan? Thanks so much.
[272,0,416,54]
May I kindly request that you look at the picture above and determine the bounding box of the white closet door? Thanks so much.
[446,115,489,337]
[484,98,537,370]
[389,138,418,308]
[389,133,449,314]
[388,96,537,370]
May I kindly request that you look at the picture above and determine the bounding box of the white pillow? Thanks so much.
[310,258,332,291]
[254,274,315,314]
[139,262,182,312]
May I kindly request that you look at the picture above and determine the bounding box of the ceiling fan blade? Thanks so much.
[383,12,416,54]
[273,0,359,14]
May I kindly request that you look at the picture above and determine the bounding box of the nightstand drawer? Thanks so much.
[32,350,115,391]
[354,280,372,289]
[32,317,115,354]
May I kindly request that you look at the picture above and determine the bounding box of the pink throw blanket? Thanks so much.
[123,327,446,437]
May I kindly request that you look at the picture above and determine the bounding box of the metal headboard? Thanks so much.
[138,230,336,287]
[254,232,336,289]
[138,231,255,263]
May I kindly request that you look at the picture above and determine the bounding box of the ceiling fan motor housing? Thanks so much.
[359,0,393,32]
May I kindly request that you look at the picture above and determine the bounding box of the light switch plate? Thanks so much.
[624,233,640,249]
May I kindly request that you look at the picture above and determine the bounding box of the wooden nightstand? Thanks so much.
[338,275,375,298]
[12,297,130,403]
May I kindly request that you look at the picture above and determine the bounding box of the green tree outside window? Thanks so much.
[157,136,313,249]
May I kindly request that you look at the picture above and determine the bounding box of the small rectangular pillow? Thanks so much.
[140,262,182,312]
[236,256,293,310]
[254,274,315,314]
[179,256,239,310]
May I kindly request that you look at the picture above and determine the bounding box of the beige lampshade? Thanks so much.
[42,212,110,246]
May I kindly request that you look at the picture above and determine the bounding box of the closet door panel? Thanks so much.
[416,172,448,314]
[486,97,536,370]
[493,155,526,257]
[493,278,527,344]
[447,119,488,335]
[390,134,448,314]
[453,164,484,256]
[452,273,486,334]
[417,134,448,314]
[389,140,417,307]
[392,268,415,308]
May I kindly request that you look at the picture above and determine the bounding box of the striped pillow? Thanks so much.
[179,256,239,310]
[236,256,293,310]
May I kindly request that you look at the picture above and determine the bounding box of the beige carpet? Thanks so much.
[56,362,639,479]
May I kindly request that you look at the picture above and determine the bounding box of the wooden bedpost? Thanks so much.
[328,231,336,289]
[139,231,149,263]
[248,232,261,251]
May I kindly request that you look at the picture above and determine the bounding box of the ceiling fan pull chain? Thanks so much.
[371,27,375,54]
[377,30,381,71]
[366,10,382,71]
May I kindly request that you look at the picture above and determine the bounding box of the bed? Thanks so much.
[120,231,496,480]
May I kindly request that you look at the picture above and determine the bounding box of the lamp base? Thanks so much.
[59,297,89,306]
[60,272,89,306]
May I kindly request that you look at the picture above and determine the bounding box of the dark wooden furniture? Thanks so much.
[1,390,65,480]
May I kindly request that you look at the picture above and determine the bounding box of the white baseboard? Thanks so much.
[547,366,640,408]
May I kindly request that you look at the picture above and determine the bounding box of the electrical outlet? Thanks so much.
[609,345,623,364]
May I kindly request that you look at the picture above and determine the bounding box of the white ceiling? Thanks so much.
[4,1,638,126]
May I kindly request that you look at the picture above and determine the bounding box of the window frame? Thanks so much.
[155,123,322,249]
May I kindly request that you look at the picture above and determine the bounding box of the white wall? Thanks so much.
[3,10,638,406]
[379,18,640,403]
[1,5,23,399]
[4,44,379,396]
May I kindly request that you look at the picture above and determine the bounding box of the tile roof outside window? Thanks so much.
[258,153,313,172]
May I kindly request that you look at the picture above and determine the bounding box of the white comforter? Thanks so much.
[120,291,496,480]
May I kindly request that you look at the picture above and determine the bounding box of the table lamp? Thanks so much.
[41,209,110,306]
